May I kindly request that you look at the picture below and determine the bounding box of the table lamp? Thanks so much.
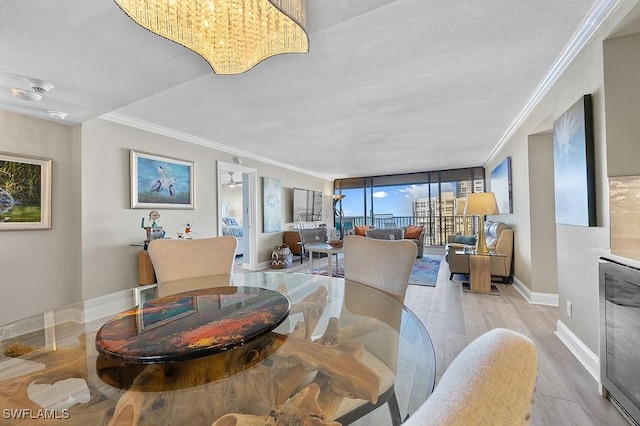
[464,192,498,253]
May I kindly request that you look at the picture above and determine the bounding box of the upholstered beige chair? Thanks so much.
[404,328,537,426]
[445,221,514,282]
[147,236,237,297]
[343,235,417,302]
[336,235,417,424]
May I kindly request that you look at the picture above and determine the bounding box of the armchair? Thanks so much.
[445,221,514,283]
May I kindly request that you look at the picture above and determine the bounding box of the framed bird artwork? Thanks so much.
[130,150,195,209]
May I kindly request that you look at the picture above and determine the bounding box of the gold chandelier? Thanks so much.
[114,0,308,75]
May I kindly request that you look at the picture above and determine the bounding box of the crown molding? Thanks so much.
[487,0,624,165]
[99,112,340,181]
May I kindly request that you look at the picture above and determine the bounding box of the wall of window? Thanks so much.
[334,167,485,245]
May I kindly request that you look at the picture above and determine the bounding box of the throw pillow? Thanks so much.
[404,225,423,239]
[354,225,370,236]
[455,235,477,245]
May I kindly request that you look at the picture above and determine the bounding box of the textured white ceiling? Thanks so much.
[0,0,610,179]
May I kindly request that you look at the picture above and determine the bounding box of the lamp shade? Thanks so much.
[464,193,499,216]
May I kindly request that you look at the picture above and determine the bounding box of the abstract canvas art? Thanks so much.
[491,156,513,214]
[263,177,282,233]
[553,94,596,227]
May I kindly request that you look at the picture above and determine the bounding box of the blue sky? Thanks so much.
[341,182,458,217]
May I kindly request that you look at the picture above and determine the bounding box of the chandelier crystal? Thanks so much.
[114,0,308,75]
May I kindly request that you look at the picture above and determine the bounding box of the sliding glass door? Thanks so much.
[335,167,484,245]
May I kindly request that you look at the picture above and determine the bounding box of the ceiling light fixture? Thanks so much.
[48,111,67,120]
[24,78,55,94]
[11,88,42,101]
[226,171,242,188]
[114,0,309,75]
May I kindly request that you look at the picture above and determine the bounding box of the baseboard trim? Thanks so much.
[555,319,600,383]
[257,260,273,270]
[512,276,559,306]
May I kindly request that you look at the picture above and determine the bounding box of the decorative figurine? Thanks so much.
[142,210,164,247]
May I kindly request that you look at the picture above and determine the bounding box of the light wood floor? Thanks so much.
[239,252,630,425]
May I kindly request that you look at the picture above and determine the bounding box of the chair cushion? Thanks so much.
[454,235,477,245]
[485,221,507,248]
[365,228,404,240]
[355,225,371,236]
[404,225,423,239]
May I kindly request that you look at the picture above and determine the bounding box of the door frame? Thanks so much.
[217,161,259,271]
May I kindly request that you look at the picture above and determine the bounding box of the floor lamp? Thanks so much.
[464,193,499,254]
[332,194,345,239]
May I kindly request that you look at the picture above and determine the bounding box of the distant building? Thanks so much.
[456,179,484,198]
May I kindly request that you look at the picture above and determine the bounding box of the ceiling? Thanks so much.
[0,0,621,180]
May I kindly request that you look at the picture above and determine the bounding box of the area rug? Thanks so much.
[408,255,442,287]
[311,254,442,287]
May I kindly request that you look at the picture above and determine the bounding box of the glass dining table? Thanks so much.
[0,272,435,425]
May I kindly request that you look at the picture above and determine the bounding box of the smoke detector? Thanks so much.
[48,111,67,120]
[11,88,42,101]
[23,78,55,94]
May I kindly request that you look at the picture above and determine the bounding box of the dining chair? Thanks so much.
[298,228,327,262]
[335,235,417,425]
[147,236,237,297]
[343,234,417,303]
[404,328,538,426]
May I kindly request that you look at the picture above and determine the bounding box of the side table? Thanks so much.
[305,243,343,277]
[455,249,504,295]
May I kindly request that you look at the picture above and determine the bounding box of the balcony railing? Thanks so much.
[342,215,478,246]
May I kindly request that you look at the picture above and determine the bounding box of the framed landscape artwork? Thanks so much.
[491,156,513,214]
[263,177,282,233]
[552,94,596,227]
[0,152,52,230]
[131,150,195,209]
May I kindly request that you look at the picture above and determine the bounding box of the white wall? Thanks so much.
[485,0,640,353]
[528,132,558,295]
[79,118,332,299]
[0,111,81,325]
[0,114,331,324]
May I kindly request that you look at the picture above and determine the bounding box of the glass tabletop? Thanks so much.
[0,272,435,425]
[455,248,506,257]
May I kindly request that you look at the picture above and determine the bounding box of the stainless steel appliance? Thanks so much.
[599,257,640,425]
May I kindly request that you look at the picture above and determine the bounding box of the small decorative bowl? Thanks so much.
[328,240,343,248]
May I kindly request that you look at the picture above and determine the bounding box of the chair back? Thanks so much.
[299,228,327,244]
[364,227,404,241]
[343,235,416,303]
[147,236,237,292]
[404,328,537,426]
